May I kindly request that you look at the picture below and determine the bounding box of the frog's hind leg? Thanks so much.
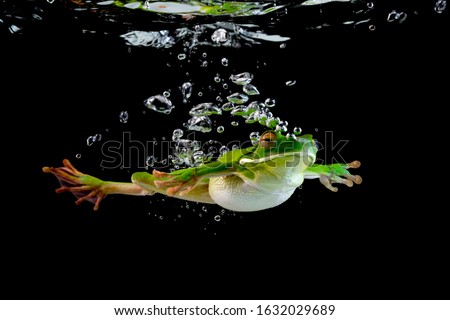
[43,159,150,210]
[304,160,362,192]
[132,170,215,204]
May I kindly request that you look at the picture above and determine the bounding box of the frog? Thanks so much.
[43,131,362,212]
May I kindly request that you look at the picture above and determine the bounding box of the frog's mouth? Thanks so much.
[239,150,316,167]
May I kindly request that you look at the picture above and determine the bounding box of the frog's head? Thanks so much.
[239,131,317,170]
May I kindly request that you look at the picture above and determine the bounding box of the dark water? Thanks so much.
[1,0,449,299]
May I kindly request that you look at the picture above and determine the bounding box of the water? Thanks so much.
[2,0,449,301]
[3,0,447,228]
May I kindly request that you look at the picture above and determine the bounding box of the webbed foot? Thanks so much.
[305,160,362,192]
[43,159,106,210]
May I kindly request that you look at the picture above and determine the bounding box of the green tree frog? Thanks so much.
[43,131,361,212]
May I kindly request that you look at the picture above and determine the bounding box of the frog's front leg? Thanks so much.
[304,160,362,192]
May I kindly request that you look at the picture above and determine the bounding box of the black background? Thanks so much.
[1,0,449,299]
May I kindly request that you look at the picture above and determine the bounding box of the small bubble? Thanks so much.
[369,25,376,31]
[159,216,163,220]
[217,126,225,133]
[222,102,233,111]
[387,10,407,23]
[286,80,296,86]
[75,153,82,159]
[227,93,249,104]
[219,146,229,155]
[264,98,276,107]
[249,132,260,145]
[367,2,374,9]
[280,43,287,49]
[221,58,229,66]
[231,121,239,127]
[178,53,186,60]
[211,28,230,44]
[94,133,102,142]
[293,127,302,135]
[223,83,229,90]
[315,128,319,132]
[146,156,155,167]
[230,72,254,85]
[214,215,221,222]
[181,82,192,103]
[214,75,221,83]
[202,52,207,58]
[119,111,129,123]
[144,95,174,114]
[434,0,447,13]
[201,61,208,67]
[243,84,260,95]
[86,136,95,146]
[198,92,203,97]
[163,91,171,97]
[172,128,183,140]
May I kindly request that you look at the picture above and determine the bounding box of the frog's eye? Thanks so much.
[259,132,277,148]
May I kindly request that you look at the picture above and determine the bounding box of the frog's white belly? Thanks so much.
[209,175,296,212]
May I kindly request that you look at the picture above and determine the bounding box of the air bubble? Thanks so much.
[219,146,229,155]
[231,121,239,127]
[286,80,296,86]
[146,156,155,167]
[243,84,260,95]
[217,126,225,133]
[214,215,221,222]
[227,93,249,104]
[144,95,174,114]
[181,82,192,103]
[434,0,447,13]
[264,98,276,107]
[189,103,222,116]
[119,111,129,123]
[86,136,95,146]
[178,53,186,60]
[293,127,302,135]
[75,153,82,159]
[185,116,213,133]
[211,28,230,44]
[387,10,407,23]
[221,58,229,66]
[230,72,254,85]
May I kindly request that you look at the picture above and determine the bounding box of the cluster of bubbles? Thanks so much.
[137,65,305,170]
